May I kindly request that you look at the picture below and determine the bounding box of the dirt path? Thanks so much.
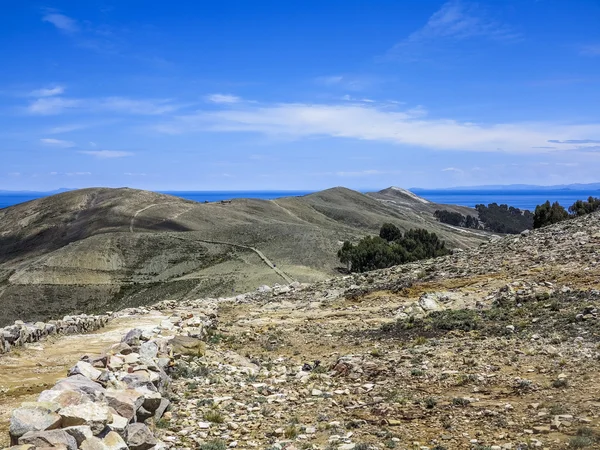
[0,312,167,446]
[130,203,295,284]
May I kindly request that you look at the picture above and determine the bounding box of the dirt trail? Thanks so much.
[0,312,167,447]
[130,203,295,284]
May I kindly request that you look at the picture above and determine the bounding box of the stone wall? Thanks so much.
[0,314,111,355]
[5,309,214,450]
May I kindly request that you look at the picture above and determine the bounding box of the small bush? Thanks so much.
[425,397,437,409]
[452,397,470,407]
[199,441,227,450]
[204,409,224,423]
[284,425,299,439]
[552,378,569,388]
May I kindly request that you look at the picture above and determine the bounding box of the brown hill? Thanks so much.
[0,186,490,325]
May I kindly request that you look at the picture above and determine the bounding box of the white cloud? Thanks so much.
[30,86,65,97]
[40,138,75,148]
[42,13,79,34]
[442,167,463,173]
[205,94,242,104]
[79,150,133,159]
[28,97,82,115]
[386,1,520,59]
[8,172,21,177]
[154,101,600,154]
[27,96,180,115]
[66,172,91,176]
[124,172,147,176]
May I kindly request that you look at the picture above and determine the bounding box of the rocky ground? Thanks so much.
[155,213,600,450]
[2,212,600,449]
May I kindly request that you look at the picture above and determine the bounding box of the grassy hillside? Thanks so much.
[0,186,490,325]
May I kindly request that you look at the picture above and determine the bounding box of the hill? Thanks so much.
[0,186,491,325]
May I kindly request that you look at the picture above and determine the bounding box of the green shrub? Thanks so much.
[199,441,227,450]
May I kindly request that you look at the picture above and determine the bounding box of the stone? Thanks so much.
[53,374,106,398]
[122,329,143,346]
[38,389,91,408]
[104,389,144,420]
[62,425,94,445]
[18,430,77,450]
[9,404,62,441]
[170,335,206,356]
[60,402,112,435]
[126,423,158,450]
[139,341,158,360]
[68,361,103,381]
[80,432,128,450]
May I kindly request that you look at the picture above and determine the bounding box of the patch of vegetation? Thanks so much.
[284,425,299,439]
[452,397,470,407]
[170,360,211,379]
[569,427,598,448]
[425,397,437,409]
[475,203,533,234]
[533,196,600,229]
[434,210,480,229]
[533,200,569,229]
[338,224,451,273]
[198,440,227,450]
[204,409,225,423]
[552,378,569,388]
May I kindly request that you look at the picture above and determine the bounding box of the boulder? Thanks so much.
[104,389,144,420]
[122,329,143,346]
[60,402,112,435]
[125,423,157,450]
[80,432,128,450]
[139,341,158,361]
[9,404,62,442]
[53,374,106,398]
[62,425,94,445]
[170,335,206,356]
[38,389,91,408]
[68,361,103,381]
[18,430,77,450]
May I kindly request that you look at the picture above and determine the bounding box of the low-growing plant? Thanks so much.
[203,409,224,423]
[425,397,437,409]
[553,378,569,388]
[284,425,299,439]
[452,397,470,407]
[198,440,227,450]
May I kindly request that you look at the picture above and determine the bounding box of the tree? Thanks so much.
[379,223,402,242]
[337,241,355,271]
[339,225,451,273]
[569,196,600,217]
[533,201,568,229]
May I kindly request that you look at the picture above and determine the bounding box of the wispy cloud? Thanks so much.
[153,101,600,154]
[28,97,83,115]
[66,172,92,176]
[79,150,133,159]
[579,44,600,56]
[205,94,242,104]
[386,1,520,60]
[42,12,79,34]
[548,139,600,144]
[442,167,463,173]
[124,172,147,176]
[40,138,75,148]
[315,75,379,91]
[29,85,65,97]
[27,96,182,116]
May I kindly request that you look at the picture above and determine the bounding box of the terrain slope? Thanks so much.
[159,210,600,449]
[0,186,488,325]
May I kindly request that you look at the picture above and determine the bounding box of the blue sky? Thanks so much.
[1,0,600,191]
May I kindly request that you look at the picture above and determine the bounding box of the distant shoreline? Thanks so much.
[1,188,599,211]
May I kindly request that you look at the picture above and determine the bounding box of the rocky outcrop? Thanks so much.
[5,309,215,449]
